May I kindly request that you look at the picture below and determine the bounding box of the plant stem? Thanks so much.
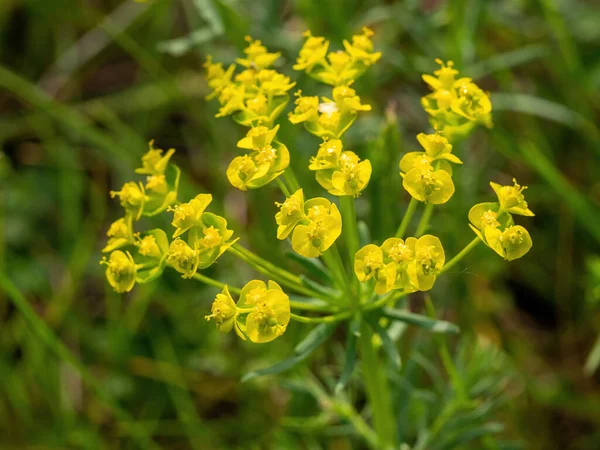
[357,321,398,450]
[439,237,481,274]
[395,198,419,238]
[191,272,241,295]
[290,311,353,323]
[340,195,360,261]
[276,178,291,197]
[415,202,434,236]
[321,246,348,294]
[227,245,320,299]
[284,167,301,192]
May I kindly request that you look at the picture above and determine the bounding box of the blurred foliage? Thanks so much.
[1,0,600,449]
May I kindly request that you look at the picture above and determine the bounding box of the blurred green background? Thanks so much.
[1,0,600,449]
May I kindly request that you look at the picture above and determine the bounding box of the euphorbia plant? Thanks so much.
[101,27,533,449]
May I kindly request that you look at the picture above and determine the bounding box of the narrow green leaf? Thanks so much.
[366,314,401,370]
[381,307,460,334]
[335,316,360,394]
[285,251,333,283]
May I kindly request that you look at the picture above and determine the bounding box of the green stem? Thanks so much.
[424,295,468,402]
[192,273,241,295]
[321,246,348,294]
[290,311,352,323]
[276,178,291,197]
[227,245,321,299]
[231,244,302,285]
[284,167,301,192]
[439,237,481,274]
[0,274,161,450]
[340,196,360,260]
[395,198,419,238]
[357,321,398,450]
[415,202,434,236]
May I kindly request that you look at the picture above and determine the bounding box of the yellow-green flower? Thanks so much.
[189,213,237,269]
[143,163,180,216]
[342,27,382,66]
[237,125,279,151]
[275,189,307,240]
[484,225,532,261]
[490,179,534,216]
[381,237,419,293]
[245,285,290,343]
[227,143,290,191]
[354,244,397,294]
[205,286,238,333]
[416,132,462,163]
[291,199,342,258]
[133,229,170,284]
[101,250,137,293]
[204,56,236,100]
[110,181,146,220]
[166,238,199,278]
[468,202,503,239]
[215,84,246,118]
[310,141,372,197]
[236,36,280,70]
[169,193,213,238]
[402,166,455,204]
[103,216,134,252]
[136,140,176,175]
[330,85,371,113]
[257,70,296,96]
[451,79,492,121]
[289,91,320,124]
[293,31,329,71]
[408,235,445,291]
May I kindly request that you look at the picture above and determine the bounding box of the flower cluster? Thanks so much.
[101,143,235,292]
[205,280,291,343]
[469,179,534,261]
[275,189,342,258]
[293,28,381,86]
[205,37,295,191]
[288,84,372,139]
[309,139,372,197]
[421,59,492,141]
[227,125,290,191]
[399,132,461,204]
[354,235,445,295]
[101,142,180,293]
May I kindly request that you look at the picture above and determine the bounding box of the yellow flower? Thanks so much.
[133,229,170,284]
[215,84,246,118]
[237,125,279,151]
[408,235,445,291]
[236,36,280,70]
[288,91,320,124]
[317,51,360,86]
[416,133,462,163]
[169,193,213,238]
[204,56,236,100]
[310,140,372,197]
[103,216,134,252]
[275,189,307,240]
[329,152,372,197]
[309,139,343,171]
[110,181,147,220]
[291,199,342,258]
[468,202,502,236]
[484,225,532,261]
[189,213,237,269]
[490,179,534,216]
[331,85,371,113]
[257,70,296,96]
[227,140,290,191]
[422,59,459,97]
[451,79,492,121]
[293,31,329,71]
[381,237,418,293]
[136,141,176,175]
[342,27,382,66]
[354,244,397,295]
[136,234,162,259]
[402,166,455,204]
[244,283,290,343]
[166,239,199,278]
[101,250,137,293]
[205,286,238,333]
